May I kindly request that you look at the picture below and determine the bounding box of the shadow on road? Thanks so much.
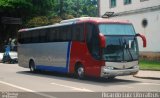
[133,76,160,80]
[17,70,141,86]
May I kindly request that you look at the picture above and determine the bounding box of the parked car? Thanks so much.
[2,45,18,64]
[2,51,18,64]
[0,53,4,63]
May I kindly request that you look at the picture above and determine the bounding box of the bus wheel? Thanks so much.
[76,65,85,79]
[29,60,36,72]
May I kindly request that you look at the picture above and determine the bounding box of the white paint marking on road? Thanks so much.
[139,82,160,86]
[0,80,56,98]
[119,85,134,89]
[51,82,94,92]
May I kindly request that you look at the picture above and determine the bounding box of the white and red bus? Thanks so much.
[18,17,146,79]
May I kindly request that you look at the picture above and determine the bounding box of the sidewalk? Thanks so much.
[134,70,160,79]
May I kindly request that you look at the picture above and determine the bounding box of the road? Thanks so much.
[0,63,160,98]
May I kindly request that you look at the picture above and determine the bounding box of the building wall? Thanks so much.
[110,10,160,52]
[99,0,160,52]
[100,0,160,15]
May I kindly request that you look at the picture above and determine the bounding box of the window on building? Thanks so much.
[140,0,149,2]
[110,0,116,8]
[124,0,132,5]
[142,18,148,28]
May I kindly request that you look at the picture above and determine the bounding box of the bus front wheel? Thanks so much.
[76,65,85,79]
[29,60,36,72]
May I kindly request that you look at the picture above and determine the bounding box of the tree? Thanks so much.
[53,0,98,18]
[26,16,49,27]
[0,0,33,18]
[80,0,98,17]
[0,0,98,27]
[31,0,54,16]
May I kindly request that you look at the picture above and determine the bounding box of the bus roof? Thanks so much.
[18,17,131,32]
[18,22,72,32]
[60,17,130,24]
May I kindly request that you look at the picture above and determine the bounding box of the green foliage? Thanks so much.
[0,0,32,17]
[55,0,98,18]
[80,0,98,17]
[26,16,49,27]
[31,0,54,16]
[26,15,67,27]
[65,14,75,19]
[140,60,160,71]
[0,0,98,27]
[49,16,62,24]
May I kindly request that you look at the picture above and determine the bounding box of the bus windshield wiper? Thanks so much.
[124,39,133,61]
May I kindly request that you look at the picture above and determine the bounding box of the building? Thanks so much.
[99,0,160,60]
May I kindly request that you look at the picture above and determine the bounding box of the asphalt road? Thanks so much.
[0,63,160,98]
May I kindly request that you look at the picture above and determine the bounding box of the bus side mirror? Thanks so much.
[136,33,147,48]
[99,33,106,48]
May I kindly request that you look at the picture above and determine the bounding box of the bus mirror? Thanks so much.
[99,33,106,48]
[136,33,147,48]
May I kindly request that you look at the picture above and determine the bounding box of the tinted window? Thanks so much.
[32,30,39,43]
[110,0,116,8]
[23,31,32,43]
[86,23,101,60]
[103,36,139,62]
[39,29,46,43]
[72,24,84,41]
[124,0,131,5]
[18,23,84,44]
[99,24,136,35]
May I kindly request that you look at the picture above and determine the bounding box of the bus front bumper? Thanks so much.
[100,65,139,78]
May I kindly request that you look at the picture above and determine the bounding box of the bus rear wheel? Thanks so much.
[29,60,36,72]
[76,65,85,79]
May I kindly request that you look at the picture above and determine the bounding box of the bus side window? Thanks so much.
[86,23,100,60]
[86,24,92,42]
[32,30,39,43]
[18,32,23,44]
[72,23,84,41]
[66,25,72,41]
[24,31,32,44]
[77,24,84,41]
[39,29,46,43]
[55,28,60,41]
[22,32,26,44]
[72,25,76,41]
[48,28,56,42]
[61,26,67,41]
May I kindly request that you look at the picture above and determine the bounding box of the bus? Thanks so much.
[18,17,146,79]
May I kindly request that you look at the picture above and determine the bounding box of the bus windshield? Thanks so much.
[99,24,139,62]
[99,23,136,35]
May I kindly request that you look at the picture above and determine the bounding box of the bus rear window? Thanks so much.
[99,24,136,35]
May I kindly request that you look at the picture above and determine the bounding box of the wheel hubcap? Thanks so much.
[78,67,84,77]
[31,66,34,71]
[30,62,35,72]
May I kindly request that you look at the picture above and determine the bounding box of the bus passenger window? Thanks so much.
[72,24,84,41]
[32,30,39,43]
[86,23,100,60]
[39,29,46,43]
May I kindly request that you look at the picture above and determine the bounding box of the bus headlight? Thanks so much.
[107,66,114,70]
[133,65,138,69]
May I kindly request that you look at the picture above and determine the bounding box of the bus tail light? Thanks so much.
[136,33,147,48]
[99,33,106,48]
